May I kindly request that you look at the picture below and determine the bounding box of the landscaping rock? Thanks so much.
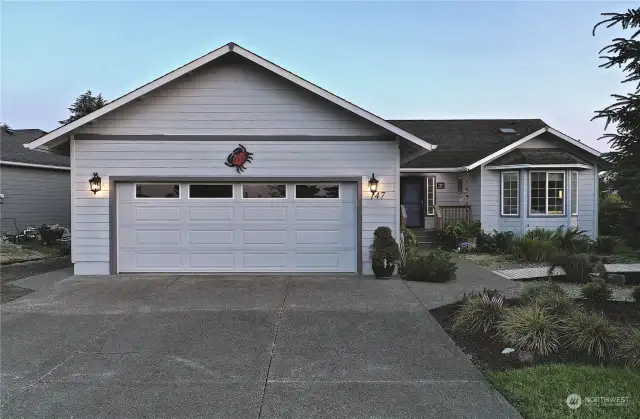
[517,350,534,364]
[501,348,515,354]
[607,274,626,286]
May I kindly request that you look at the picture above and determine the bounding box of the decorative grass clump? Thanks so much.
[581,281,613,301]
[498,305,562,356]
[532,292,575,316]
[617,327,640,369]
[453,292,505,333]
[519,281,566,305]
[563,309,619,360]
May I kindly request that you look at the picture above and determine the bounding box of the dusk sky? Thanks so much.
[2,1,634,152]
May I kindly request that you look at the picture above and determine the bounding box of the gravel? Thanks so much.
[500,280,636,302]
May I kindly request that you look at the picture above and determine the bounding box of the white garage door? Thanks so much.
[117,182,357,273]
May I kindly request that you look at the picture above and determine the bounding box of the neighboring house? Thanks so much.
[1,128,71,234]
[26,42,601,276]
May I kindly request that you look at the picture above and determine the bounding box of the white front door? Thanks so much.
[116,182,357,273]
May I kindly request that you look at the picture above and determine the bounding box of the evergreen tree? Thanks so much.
[59,90,108,125]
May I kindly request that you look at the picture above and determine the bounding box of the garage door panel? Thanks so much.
[242,206,288,221]
[189,230,234,245]
[117,182,357,273]
[188,207,234,221]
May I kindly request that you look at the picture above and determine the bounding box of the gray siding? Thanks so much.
[481,166,500,233]
[72,137,398,275]
[78,60,385,137]
[0,165,71,233]
[468,169,481,223]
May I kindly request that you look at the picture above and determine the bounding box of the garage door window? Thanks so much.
[135,184,180,198]
[189,184,233,199]
[295,184,340,198]
[242,184,286,198]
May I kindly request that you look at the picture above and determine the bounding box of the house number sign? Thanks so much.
[436,182,445,190]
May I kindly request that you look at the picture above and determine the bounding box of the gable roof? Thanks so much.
[1,129,70,168]
[394,119,601,170]
[487,148,590,166]
[26,42,435,152]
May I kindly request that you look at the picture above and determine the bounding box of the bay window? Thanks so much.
[501,171,519,216]
[530,171,565,215]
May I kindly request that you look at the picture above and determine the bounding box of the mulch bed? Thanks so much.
[429,298,640,373]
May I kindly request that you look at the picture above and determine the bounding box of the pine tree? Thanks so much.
[59,90,108,125]
[592,8,640,237]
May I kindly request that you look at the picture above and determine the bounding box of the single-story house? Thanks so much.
[26,42,601,276]
[1,127,71,234]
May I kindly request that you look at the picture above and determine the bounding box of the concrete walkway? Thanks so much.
[1,273,521,419]
[10,267,74,291]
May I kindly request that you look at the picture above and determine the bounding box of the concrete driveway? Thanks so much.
[1,274,520,419]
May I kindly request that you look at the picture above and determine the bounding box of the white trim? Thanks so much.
[425,176,435,216]
[187,183,234,200]
[486,164,592,170]
[479,165,484,228]
[0,160,70,171]
[134,183,181,199]
[466,127,600,171]
[293,183,341,199]
[400,167,467,173]
[500,171,519,216]
[594,165,599,238]
[240,183,288,199]
[529,171,566,216]
[26,43,436,152]
[570,171,578,216]
[70,134,76,263]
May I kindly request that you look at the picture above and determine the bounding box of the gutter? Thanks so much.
[0,160,70,171]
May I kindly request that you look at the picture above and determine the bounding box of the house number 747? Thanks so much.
[371,191,385,199]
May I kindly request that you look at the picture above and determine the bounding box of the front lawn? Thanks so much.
[488,365,639,419]
[0,242,67,265]
[458,252,546,270]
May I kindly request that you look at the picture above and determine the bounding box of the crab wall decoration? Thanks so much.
[224,144,254,173]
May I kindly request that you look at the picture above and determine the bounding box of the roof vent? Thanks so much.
[499,128,517,134]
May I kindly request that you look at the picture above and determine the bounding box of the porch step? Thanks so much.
[409,228,439,249]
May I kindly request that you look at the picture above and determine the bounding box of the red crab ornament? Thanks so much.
[225,144,254,173]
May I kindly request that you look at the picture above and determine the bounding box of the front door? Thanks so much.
[401,177,424,228]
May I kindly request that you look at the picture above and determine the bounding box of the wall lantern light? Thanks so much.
[368,173,379,197]
[89,172,102,194]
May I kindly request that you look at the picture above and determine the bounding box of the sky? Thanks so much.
[1,1,635,152]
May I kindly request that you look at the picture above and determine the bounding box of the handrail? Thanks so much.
[435,205,472,230]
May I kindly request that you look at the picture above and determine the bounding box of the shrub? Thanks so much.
[596,235,620,254]
[36,224,64,246]
[632,286,640,304]
[493,230,516,254]
[514,238,556,263]
[563,310,619,360]
[581,282,613,301]
[524,228,557,241]
[369,226,399,264]
[498,305,562,356]
[617,327,640,368]
[439,220,482,250]
[532,292,575,316]
[476,230,496,253]
[403,249,457,282]
[519,281,566,304]
[548,253,591,283]
[554,226,592,253]
[453,291,505,333]
[398,228,419,276]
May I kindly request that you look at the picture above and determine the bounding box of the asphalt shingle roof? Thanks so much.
[1,129,70,167]
[388,119,548,168]
[488,148,589,166]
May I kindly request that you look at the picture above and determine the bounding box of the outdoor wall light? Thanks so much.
[89,172,102,194]
[368,173,379,196]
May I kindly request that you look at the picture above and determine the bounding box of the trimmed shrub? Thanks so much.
[548,253,591,283]
[632,286,640,304]
[403,249,457,283]
[581,282,613,301]
[498,305,562,356]
[617,327,640,368]
[453,292,505,333]
[369,226,400,264]
[514,238,556,263]
[519,281,566,305]
[596,235,620,254]
[524,228,556,241]
[563,310,619,360]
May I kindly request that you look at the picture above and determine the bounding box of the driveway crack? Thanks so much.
[257,275,291,419]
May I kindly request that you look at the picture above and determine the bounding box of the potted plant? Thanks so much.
[370,226,400,279]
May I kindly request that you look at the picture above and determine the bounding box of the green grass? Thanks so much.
[488,365,640,419]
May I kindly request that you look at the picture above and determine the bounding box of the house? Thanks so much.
[1,127,71,235]
[26,42,601,276]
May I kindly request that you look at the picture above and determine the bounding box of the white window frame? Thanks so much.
[241,183,288,199]
[425,176,435,216]
[187,184,234,200]
[500,171,519,216]
[529,171,566,216]
[571,171,578,215]
[294,183,341,199]
[134,183,180,199]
